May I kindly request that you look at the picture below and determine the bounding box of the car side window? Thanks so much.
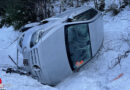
[73,8,98,21]
[65,23,92,70]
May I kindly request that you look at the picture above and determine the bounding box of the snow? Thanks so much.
[24,22,40,28]
[0,6,130,90]
[1,71,58,90]
[0,26,20,66]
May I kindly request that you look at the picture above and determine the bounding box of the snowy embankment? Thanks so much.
[0,26,20,66]
[0,6,130,90]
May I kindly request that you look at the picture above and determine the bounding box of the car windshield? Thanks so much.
[19,34,24,48]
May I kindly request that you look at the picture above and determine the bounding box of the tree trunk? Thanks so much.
[94,0,98,9]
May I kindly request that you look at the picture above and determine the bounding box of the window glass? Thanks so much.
[19,34,24,48]
[65,23,92,69]
[73,9,98,21]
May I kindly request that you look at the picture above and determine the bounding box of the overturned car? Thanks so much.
[17,6,104,85]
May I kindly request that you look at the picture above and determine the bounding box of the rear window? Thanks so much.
[73,8,98,22]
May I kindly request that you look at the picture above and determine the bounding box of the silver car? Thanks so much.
[18,6,104,85]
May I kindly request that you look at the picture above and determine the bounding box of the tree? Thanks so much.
[94,0,105,11]
[0,0,56,30]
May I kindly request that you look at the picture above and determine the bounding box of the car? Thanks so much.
[17,6,104,86]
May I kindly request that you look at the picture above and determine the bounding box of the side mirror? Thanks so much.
[33,65,40,71]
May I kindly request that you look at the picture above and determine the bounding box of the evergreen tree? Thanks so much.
[0,0,50,30]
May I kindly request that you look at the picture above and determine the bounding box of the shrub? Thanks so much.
[107,3,120,16]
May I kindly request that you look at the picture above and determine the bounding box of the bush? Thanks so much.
[107,3,120,16]
[0,0,53,30]
[0,0,37,30]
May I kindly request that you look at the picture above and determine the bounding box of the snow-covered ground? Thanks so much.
[0,6,130,90]
[0,26,20,66]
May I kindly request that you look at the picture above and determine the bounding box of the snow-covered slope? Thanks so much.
[0,6,130,90]
[0,26,20,67]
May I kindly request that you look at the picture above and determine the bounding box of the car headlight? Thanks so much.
[30,30,44,48]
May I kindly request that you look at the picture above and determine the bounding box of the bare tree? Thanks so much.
[94,0,97,9]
